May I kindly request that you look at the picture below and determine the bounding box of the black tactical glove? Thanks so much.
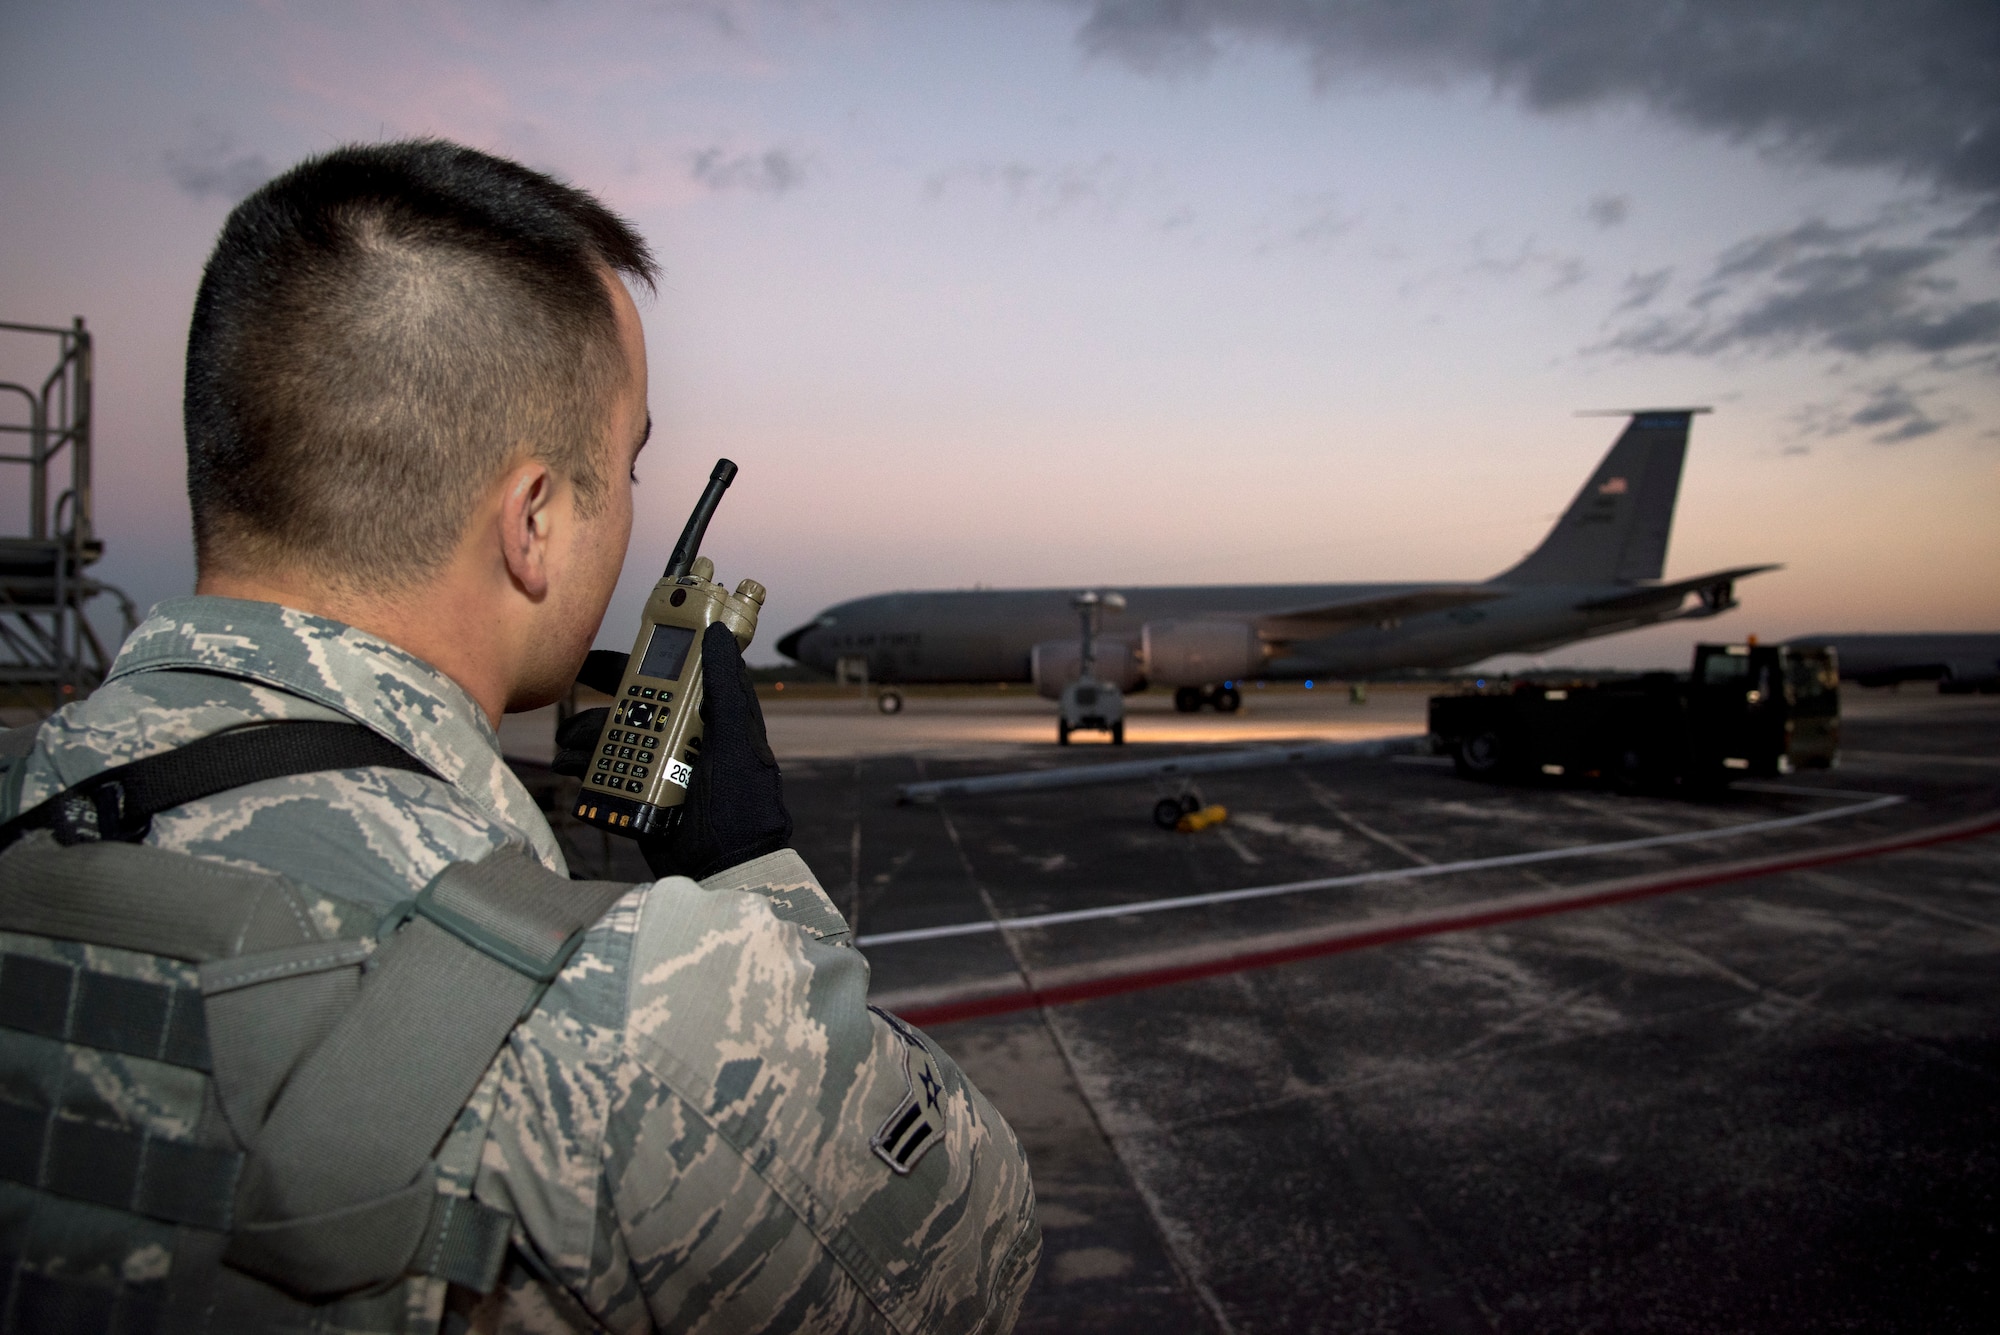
[553,705,612,778]
[551,649,629,774]
[551,626,792,881]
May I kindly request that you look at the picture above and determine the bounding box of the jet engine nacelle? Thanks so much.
[1141,620,1264,685]
[1031,640,1143,700]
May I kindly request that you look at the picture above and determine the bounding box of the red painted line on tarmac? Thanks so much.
[898,808,2000,1029]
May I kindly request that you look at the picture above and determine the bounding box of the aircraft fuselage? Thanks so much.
[779,579,1696,685]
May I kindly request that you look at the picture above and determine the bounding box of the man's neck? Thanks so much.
[196,568,515,728]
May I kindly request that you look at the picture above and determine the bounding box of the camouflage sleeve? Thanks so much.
[600,852,1040,1333]
[698,847,854,945]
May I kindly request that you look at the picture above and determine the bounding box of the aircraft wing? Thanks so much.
[1255,586,1507,643]
[1575,564,1781,614]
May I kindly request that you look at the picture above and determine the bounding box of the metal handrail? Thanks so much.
[0,317,127,709]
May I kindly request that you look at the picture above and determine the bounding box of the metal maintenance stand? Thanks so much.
[0,318,136,713]
[1058,590,1127,745]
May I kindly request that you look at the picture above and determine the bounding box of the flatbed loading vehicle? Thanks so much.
[1429,642,1839,791]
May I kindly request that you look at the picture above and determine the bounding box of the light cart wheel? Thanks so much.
[1454,730,1505,780]
[1153,797,1184,829]
[876,690,904,715]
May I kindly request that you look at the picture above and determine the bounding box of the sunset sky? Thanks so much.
[3,0,1995,670]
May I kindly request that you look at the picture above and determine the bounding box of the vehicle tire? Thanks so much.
[1057,722,1071,745]
[1153,797,1184,829]
[1181,793,1202,814]
[876,690,904,715]
[1214,687,1242,714]
[1111,720,1125,745]
[1174,686,1204,713]
[1454,730,1506,780]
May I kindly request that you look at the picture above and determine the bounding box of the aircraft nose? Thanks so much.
[776,623,814,663]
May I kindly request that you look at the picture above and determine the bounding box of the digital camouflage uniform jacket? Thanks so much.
[0,596,1040,1333]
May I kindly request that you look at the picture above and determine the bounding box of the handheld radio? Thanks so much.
[572,458,765,837]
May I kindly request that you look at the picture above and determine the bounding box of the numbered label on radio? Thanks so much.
[664,757,694,789]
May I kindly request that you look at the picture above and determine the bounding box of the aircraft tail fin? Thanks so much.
[1496,409,1704,586]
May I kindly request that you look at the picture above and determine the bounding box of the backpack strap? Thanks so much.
[0,720,38,826]
[0,719,438,853]
[224,847,636,1298]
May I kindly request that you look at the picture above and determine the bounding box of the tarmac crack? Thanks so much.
[1791,864,2000,940]
[1234,969,1501,1334]
[1621,902,2000,1086]
[1295,770,1436,865]
[922,773,1239,1335]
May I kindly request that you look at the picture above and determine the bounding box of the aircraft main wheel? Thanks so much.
[876,690,903,715]
[1454,730,1506,780]
[1153,797,1184,829]
[1173,686,1204,713]
[1213,687,1242,713]
[1111,721,1125,745]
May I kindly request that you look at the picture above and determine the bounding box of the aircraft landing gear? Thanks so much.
[1153,792,1203,829]
[1173,686,1204,713]
[1212,686,1242,713]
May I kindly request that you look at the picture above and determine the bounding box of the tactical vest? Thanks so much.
[0,720,633,1333]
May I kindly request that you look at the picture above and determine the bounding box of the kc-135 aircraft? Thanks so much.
[777,410,1776,712]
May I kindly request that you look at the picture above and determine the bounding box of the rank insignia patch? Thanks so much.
[870,1007,947,1175]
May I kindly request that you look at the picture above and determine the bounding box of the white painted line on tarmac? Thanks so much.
[855,793,1906,948]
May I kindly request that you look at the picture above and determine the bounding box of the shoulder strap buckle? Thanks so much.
[50,777,149,845]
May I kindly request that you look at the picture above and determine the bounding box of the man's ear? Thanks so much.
[498,459,556,600]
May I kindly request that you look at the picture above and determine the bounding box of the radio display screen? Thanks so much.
[639,624,699,681]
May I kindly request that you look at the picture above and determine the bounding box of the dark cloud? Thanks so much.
[165,126,273,203]
[1615,267,1671,311]
[1603,219,2000,358]
[1848,383,1946,442]
[1787,380,1949,446]
[1071,1,2000,216]
[689,147,806,193]
[1585,194,1630,228]
[1710,219,1879,280]
[1067,3,2000,380]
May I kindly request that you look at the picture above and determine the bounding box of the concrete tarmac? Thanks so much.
[522,686,2000,1333]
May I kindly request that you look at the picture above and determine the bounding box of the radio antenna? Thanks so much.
[664,459,737,579]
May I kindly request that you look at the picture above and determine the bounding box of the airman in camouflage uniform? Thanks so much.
[4,597,1038,1331]
[0,139,1037,1332]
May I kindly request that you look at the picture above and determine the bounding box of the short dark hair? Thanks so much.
[185,139,657,588]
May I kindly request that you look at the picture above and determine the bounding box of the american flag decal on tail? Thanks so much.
[1597,476,1628,494]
